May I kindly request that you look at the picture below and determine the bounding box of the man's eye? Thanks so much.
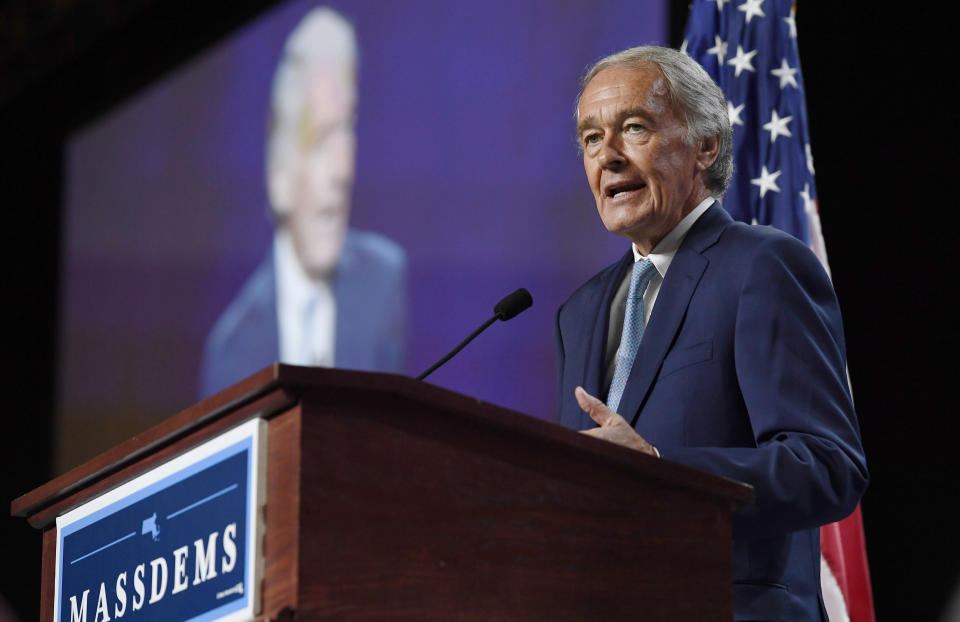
[584,133,601,145]
[626,123,644,132]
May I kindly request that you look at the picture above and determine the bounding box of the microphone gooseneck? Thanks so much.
[416,288,533,381]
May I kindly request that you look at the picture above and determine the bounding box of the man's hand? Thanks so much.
[576,386,659,457]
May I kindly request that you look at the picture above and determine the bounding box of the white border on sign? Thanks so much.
[54,418,268,622]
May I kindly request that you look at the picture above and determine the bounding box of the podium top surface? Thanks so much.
[12,364,753,527]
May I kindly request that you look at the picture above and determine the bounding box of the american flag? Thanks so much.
[682,0,829,272]
[682,2,875,621]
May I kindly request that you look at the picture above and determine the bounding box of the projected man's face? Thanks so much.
[287,62,357,279]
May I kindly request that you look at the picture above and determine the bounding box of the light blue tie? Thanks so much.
[606,258,656,413]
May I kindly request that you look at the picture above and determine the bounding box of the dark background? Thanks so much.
[2,1,955,620]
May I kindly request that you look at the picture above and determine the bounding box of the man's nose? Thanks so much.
[597,137,626,169]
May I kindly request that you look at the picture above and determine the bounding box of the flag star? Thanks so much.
[770,58,799,89]
[762,109,793,143]
[784,7,797,38]
[738,0,766,24]
[680,39,689,55]
[750,216,759,225]
[799,183,817,215]
[706,35,728,64]
[727,45,758,77]
[709,0,732,10]
[751,166,782,198]
[728,102,745,126]
[805,143,816,174]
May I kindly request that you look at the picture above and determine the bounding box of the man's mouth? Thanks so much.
[605,181,647,198]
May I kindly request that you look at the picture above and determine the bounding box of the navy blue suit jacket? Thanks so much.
[556,203,867,621]
[200,228,406,398]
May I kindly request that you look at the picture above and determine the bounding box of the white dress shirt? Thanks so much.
[274,230,336,367]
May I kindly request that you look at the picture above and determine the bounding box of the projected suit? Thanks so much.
[200,228,405,397]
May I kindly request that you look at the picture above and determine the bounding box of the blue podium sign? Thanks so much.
[54,418,267,622]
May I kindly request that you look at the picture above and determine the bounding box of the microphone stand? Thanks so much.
[416,315,498,381]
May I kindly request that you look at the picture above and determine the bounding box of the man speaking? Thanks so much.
[556,46,867,621]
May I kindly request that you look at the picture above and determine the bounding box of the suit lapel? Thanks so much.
[582,251,633,400]
[617,203,732,426]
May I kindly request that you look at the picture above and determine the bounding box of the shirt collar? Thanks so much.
[275,229,328,310]
[632,197,715,277]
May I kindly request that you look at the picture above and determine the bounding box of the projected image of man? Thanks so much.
[200,8,406,397]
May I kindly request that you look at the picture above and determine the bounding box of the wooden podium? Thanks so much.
[12,365,752,620]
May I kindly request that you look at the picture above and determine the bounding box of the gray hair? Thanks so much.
[576,46,733,197]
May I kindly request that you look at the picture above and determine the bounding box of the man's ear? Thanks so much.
[695,133,721,171]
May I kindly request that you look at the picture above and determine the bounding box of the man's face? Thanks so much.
[286,62,356,278]
[577,65,712,253]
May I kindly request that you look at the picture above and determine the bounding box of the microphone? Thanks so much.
[416,288,533,381]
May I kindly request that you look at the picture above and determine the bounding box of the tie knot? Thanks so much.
[629,258,656,298]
